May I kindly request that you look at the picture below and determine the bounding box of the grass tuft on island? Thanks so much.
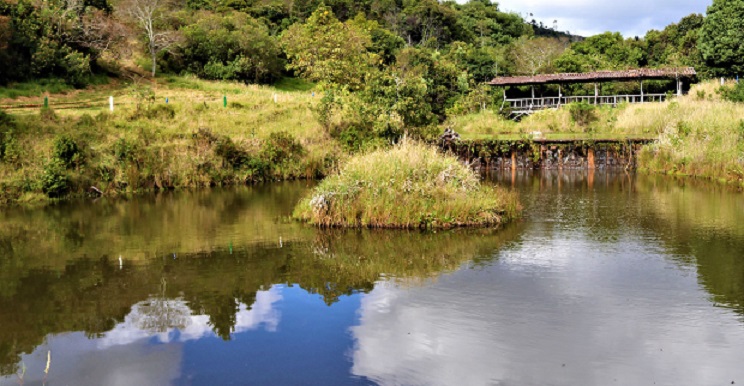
[293,140,521,229]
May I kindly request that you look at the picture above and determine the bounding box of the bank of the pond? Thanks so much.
[0,77,341,206]
[450,81,744,187]
[293,141,521,229]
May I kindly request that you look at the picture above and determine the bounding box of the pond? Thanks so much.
[1,171,743,386]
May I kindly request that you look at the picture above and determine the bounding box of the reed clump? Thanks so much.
[293,140,521,228]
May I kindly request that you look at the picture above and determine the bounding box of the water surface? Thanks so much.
[1,173,743,386]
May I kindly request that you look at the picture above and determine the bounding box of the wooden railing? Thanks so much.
[506,93,668,113]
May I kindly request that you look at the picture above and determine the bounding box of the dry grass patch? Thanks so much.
[293,140,521,228]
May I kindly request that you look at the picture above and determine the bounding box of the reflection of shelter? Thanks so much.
[489,67,697,117]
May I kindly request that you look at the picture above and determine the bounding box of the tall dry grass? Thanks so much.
[293,140,521,228]
[620,82,744,185]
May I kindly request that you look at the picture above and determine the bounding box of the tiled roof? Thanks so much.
[488,67,697,86]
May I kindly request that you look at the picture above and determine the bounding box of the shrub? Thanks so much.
[214,136,248,168]
[113,138,141,165]
[720,82,744,103]
[569,102,598,127]
[40,107,58,122]
[40,158,70,198]
[77,114,95,127]
[261,131,305,164]
[144,104,176,120]
[0,110,13,160]
[52,134,83,168]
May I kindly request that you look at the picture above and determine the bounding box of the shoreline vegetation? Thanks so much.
[0,77,340,206]
[0,77,742,208]
[2,0,744,208]
[292,140,521,229]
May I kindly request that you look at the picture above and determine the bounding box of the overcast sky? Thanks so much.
[495,0,712,38]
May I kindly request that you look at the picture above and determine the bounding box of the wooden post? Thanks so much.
[594,83,598,105]
[640,81,644,103]
[677,78,682,97]
[511,150,517,172]
[109,96,114,112]
[587,148,595,170]
[558,84,562,106]
[531,85,535,99]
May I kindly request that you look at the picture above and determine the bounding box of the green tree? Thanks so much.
[454,0,531,47]
[510,36,566,75]
[699,0,744,76]
[555,32,646,73]
[178,11,283,83]
[0,0,96,86]
[281,5,375,88]
[645,14,704,71]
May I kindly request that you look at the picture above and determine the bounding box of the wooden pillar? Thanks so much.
[640,81,644,103]
[531,85,535,99]
[677,78,682,97]
[587,148,596,170]
[558,84,563,106]
[511,150,517,172]
[594,83,598,105]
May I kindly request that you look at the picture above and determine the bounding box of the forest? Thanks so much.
[1,0,739,90]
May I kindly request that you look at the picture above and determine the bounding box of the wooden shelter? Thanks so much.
[488,67,697,116]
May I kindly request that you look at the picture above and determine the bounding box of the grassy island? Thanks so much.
[293,141,521,229]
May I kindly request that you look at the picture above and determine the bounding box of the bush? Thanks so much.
[40,107,58,122]
[0,110,13,160]
[143,104,176,120]
[261,131,305,164]
[113,138,141,165]
[40,158,70,198]
[214,136,248,168]
[52,134,83,168]
[720,82,744,103]
[569,102,598,127]
[293,140,521,228]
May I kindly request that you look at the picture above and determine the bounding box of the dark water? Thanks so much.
[1,172,743,386]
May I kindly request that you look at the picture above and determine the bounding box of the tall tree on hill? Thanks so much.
[699,0,744,76]
[281,6,375,89]
[510,36,566,75]
[119,0,181,77]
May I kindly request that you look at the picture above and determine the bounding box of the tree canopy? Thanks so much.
[699,0,744,76]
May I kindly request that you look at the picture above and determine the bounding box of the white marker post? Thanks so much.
[109,96,114,112]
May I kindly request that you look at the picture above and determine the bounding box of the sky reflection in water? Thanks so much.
[1,173,743,386]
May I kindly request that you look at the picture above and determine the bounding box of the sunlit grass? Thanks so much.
[293,140,521,228]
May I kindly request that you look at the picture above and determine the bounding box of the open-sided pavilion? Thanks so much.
[488,67,697,116]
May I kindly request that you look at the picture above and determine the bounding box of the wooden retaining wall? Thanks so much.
[440,138,654,170]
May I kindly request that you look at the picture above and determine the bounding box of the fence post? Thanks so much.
[109,96,114,112]
[223,95,227,108]
[43,96,48,109]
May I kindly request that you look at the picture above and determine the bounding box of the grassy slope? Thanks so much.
[450,81,744,186]
[0,76,341,205]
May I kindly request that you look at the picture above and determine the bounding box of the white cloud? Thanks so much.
[98,286,283,348]
[1,287,284,386]
[350,235,744,386]
[493,0,710,37]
